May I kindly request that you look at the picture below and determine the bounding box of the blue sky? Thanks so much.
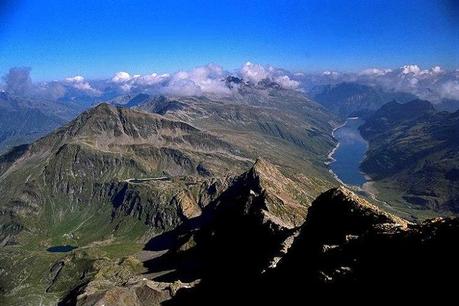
[0,0,457,80]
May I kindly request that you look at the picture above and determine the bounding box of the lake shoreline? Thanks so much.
[326,117,368,186]
[326,119,397,212]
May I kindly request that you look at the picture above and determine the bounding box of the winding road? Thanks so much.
[124,176,170,184]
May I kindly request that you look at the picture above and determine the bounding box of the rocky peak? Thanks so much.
[138,159,307,290]
[260,188,459,303]
[229,158,308,230]
[224,76,244,89]
[307,187,409,231]
[256,78,282,89]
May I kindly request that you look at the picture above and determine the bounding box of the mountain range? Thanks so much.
[0,92,85,153]
[309,82,417,117]
[0,66,458,305]
[0,81,340,305]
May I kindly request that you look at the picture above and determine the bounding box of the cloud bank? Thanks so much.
[240,62,299,89]
[64,75,100,94]
[1,63,457,104]
[106,62,300,97]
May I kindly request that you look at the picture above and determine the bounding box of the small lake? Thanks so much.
[329,118,369,186]
[47,245,78,253]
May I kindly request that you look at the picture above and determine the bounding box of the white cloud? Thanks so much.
[112,71,132,83]
[136,73,170,86]
[359,68,392,76]
[322,71,339,76]
[409,78,419,86]
[401,64,422,75]
[239,62,301,89]
[399,64,444,76]
[274,75,299,89]
[3,67,33,95]
[65,75,85,82]
[120,84,132,92]
[163,64,231,96]
[440,80,459,100]
[240,62,270,83]
[64,75,100,95]
[110,71,170,92]
[108,65,231,96]
[164,79,202,96]
[431,66,443,74]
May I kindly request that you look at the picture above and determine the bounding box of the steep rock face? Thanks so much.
[136,160,308,291]
[104,177,231,231]
[302,187,408,234]
[211,158,309,230]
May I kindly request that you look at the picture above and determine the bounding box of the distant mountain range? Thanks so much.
[298,65,459,106]
[0,92,86,153]
[309,82,417,117]
[360,99,459,212]
[1,63,458,154]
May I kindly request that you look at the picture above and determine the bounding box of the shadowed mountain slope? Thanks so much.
[164,187,459,305]
[359,100,459,213]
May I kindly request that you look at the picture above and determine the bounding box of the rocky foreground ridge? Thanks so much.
[63,178,459,305]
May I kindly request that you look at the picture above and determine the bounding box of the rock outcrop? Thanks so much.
[59,256,199,306]
[166,187,459,304]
